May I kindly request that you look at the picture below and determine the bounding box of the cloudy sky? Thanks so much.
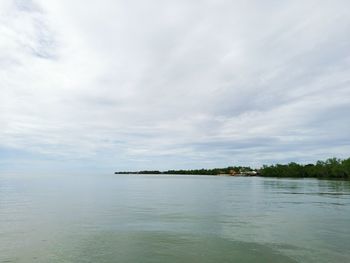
[1,0,350,174]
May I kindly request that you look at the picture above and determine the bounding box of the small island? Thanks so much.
[115,157,350,179]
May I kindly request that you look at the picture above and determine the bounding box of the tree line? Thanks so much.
[115,166,253,175]
[259,157,350,179]
[115,157,350,179]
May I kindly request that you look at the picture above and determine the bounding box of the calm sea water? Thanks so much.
[0,174,350,263]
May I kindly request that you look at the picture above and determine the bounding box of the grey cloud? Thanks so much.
[1,0,350,173]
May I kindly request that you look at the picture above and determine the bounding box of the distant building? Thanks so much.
[244,171,258,176]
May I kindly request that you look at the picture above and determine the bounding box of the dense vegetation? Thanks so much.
[115,166,253,175]
[260,158,350,179]
[115,157,350,179]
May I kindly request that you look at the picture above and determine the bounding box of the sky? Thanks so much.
[1,0,350,174]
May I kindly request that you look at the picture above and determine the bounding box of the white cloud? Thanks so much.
[1,0,350,172]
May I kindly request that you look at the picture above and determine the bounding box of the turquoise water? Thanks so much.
[0,174,350,262]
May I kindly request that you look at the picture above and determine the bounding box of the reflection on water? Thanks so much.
[0,175,349,262]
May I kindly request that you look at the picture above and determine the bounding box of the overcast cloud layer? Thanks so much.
[1,0,350,174]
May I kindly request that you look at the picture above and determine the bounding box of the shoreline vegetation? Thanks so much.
[115,157,350,179]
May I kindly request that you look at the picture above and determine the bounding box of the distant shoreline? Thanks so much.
[115,157,350,179]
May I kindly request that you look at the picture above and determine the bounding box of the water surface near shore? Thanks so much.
[1,174,349,262]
